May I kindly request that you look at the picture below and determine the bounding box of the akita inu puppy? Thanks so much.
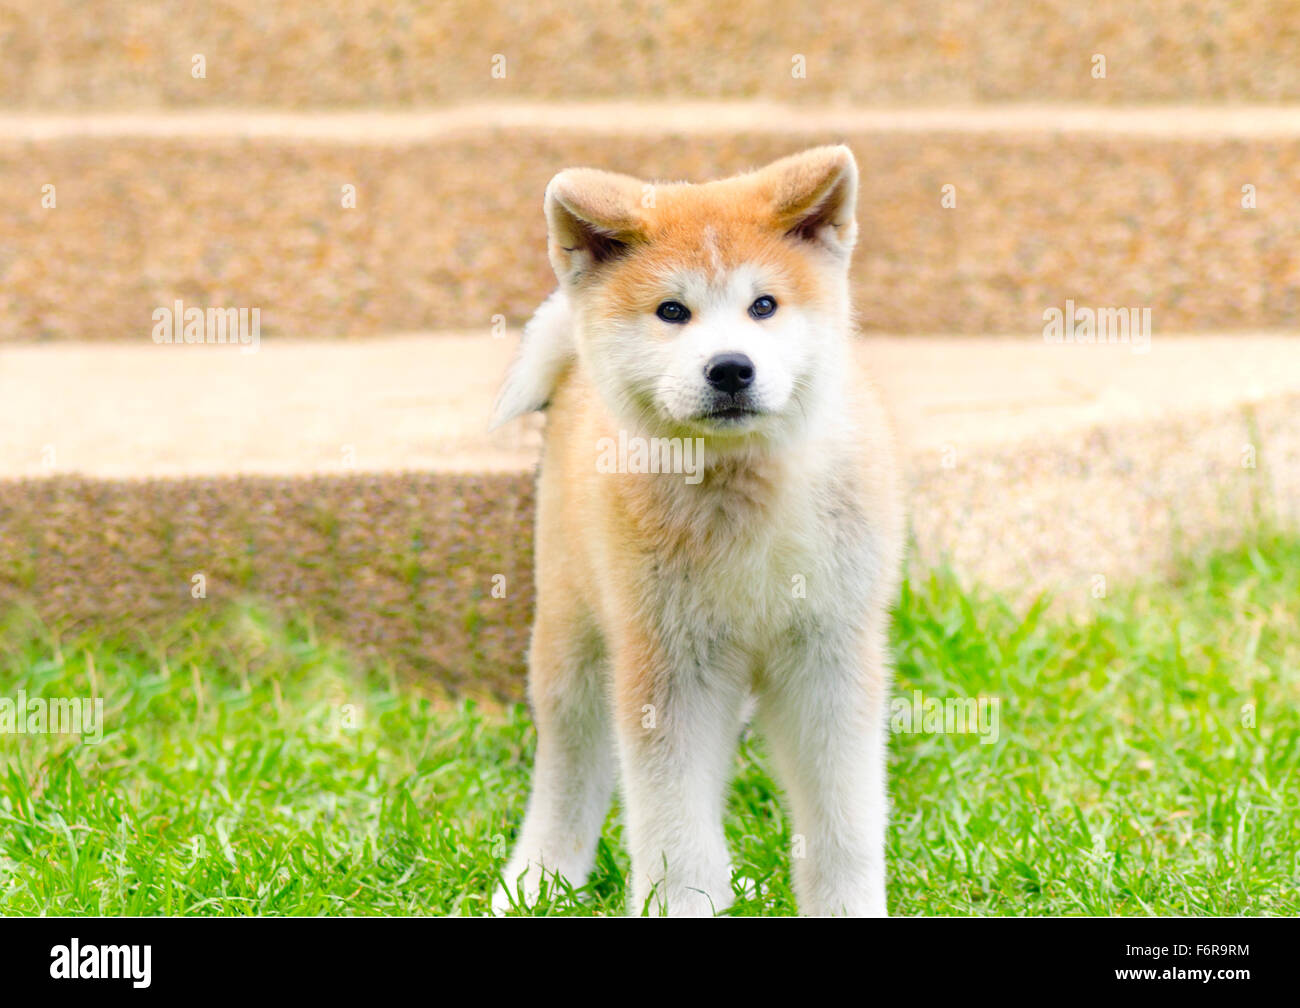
[490,146,904,916]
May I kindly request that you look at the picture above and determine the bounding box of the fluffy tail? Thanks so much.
[489,290,575,430]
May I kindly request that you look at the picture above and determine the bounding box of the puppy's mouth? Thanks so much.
[703,405,758,423]
[694,398,766,427]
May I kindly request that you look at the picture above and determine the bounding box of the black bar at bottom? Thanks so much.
[0,915,1286,996]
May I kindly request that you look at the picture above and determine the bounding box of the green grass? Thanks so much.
[1,530,1298,915]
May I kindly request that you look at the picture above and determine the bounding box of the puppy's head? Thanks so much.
[546,146,858,445]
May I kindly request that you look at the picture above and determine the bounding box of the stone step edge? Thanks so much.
[5,103,1300,142]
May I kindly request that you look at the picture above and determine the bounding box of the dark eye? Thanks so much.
[749,295,778,319]
[656,301,690,324]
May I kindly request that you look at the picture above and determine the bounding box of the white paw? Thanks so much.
[492,859,547,915]
[662,887,731,917]
[732,874,760,901]
[801,891,887,917]
[633,874,735,917]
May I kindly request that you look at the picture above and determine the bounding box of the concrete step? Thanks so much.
[4,332,1300,478]
[2,333,1297,697]
[3,0,1298,108]
[4,105,1300,340]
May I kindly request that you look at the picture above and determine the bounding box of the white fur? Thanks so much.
[582,262,844,447]
[492,624,615,911]
[489,289,575,430]
[609,426,895,916]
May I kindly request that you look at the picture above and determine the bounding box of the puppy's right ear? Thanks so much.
[545,168,646,285]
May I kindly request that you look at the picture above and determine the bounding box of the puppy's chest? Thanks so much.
[637,473,867,647]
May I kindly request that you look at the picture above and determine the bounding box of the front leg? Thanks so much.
[758,628,891,916]
[493,618,615,913]
[612,634,749,917]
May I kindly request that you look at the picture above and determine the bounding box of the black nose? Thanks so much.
[704,353,756,396]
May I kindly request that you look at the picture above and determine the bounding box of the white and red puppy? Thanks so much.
[491,146,904,916]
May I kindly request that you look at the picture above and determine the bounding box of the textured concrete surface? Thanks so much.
[3,1,1299,107]
[4,113,1300,341]
[0,470,538,698]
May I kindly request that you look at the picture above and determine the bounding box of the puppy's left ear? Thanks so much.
[759,145,858,257]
